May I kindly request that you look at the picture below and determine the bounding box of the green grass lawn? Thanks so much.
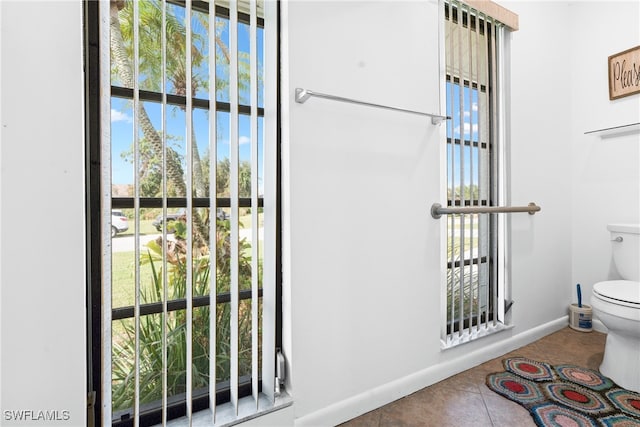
[111,210,265,309]
[119,219,158,236]
[111,250,156,308]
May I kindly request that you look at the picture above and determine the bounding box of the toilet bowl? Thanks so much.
[590,223,640,393]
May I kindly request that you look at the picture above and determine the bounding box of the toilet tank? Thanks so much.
[608,223,640,281]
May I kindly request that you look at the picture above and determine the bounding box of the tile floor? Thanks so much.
[340,327,607,427]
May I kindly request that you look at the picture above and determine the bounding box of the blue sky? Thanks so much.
[110,9,264,190]
[446,82,481,188]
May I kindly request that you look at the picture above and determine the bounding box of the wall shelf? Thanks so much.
[584,122,640,139]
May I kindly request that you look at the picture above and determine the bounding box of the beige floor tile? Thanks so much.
[378,386,492,427]
[340,408,381,427]
[481,392,534,427]
[341,327,607,427]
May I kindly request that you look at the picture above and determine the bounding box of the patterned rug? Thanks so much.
[486,357,640,427]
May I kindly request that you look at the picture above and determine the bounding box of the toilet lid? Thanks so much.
[593,280,640,306]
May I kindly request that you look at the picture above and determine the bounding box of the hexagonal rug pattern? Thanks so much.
[486,357,640,427]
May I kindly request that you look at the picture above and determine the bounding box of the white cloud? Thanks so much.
[216,136,252,146]
[454,123,479,136]
[111,109,132,123]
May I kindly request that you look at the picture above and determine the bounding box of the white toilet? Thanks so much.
[590,223,640,393]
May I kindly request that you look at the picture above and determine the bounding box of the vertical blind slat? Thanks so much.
[490,19,499,327]
[249,0,260,411]
[261,0,277,402]
[456,3,465,337]
[447,3,456,342]
[493,20,499,327]
[185,0,195,422]
[229,0,240,414]
[132,1,141,424]
[479,12,488,331]
[463,3,471,337]
[468,7,477,333]
[495,25,507,324]
[472,9,480,332]
[161,0,169,423]
[208,0,218,419]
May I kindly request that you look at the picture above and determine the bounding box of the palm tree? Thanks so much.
[110,0,209,245]
[117,0,212,198]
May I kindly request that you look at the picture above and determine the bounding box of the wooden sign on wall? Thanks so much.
[608,45,640,100]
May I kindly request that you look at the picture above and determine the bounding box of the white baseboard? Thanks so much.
[295,316,568,427]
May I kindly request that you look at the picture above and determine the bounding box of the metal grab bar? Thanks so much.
[430,202,541,219]
[295,88,450,125]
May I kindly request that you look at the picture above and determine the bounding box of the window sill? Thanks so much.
[162,391,293,427]
[441,322,514,350]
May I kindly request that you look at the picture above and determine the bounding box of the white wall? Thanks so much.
[503,1,575,331]
[0,2,636,427]
[0,1,86,426]
[282,1,444,422]
[568,1,640,306]
[282,1,575,425]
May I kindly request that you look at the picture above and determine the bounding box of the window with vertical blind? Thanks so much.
[86,0,280,425]
[443,0,509,347]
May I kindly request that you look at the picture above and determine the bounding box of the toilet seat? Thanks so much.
[593,280,640,309]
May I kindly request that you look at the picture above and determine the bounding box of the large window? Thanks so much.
[443,0,508,347]
[86,0,279,425]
